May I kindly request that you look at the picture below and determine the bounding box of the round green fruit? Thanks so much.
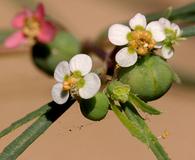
[32,31,81,75]
[80,92,109,121]
[118,55,174,101]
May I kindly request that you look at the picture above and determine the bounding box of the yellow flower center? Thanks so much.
[63,77,77,91]
[128,30,156,55]
[23,17,40,39]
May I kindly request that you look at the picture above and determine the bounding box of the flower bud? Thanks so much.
[107,81,130,103]
[118,55,174,101]
[80,92,109,121]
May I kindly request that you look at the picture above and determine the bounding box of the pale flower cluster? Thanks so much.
[108,13,181,67]
[51,13,182,104]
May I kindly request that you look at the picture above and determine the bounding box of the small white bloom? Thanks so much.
[161,45,174,59]
[69,54,92,76]
[159,18,181,37]
[108,24,130,46]
[159,18,171,28]
[129,13,147,30]
[171,23,181,37]
[115,47,137,67]
[108,13,165,67]
[52,54,101,104]
[79,73,101,99]
[159,17,181,59]
[52,83,70,104]
[146,21,166,42]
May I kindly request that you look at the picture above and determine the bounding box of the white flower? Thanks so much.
[159,18,181,37]
[51,54,101,104]
[159,17,181,59]
[161,45,174,59]
[108,13,165,67]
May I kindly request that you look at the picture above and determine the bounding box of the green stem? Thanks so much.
[149,138,170,160]
[123,103,170,160]
[146,2,195,22]
[181,26,195,37]
[0,104,51,139]
[110,104,147,142]
[111,102,170,160]
[0,99,75,160]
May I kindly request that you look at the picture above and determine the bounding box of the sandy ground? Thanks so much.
[0,0,195,159]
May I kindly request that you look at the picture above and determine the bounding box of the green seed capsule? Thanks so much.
[80,92,109,121]
[118,55,174,101]
[32,31,81,75]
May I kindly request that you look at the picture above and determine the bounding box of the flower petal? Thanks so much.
[161,45,174,59]
[146,21,165,42]
[159,17,171,28]
[51,83,69,104]
[54,61,70,83]
[108,24,130,46]
[37,21,56,43]
[129,13,147,30]
[12,10,31,28]
[115,47,138,67]
[34,3,45,20]
[4,31,26,48]
[69,54,92,76]
[79,73,101,99]
[171,23,181,37]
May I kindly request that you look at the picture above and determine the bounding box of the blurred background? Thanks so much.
[0,0,195,159]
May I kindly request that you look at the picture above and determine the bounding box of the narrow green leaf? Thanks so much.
[146,2,195,22]
[0,104,51,139]
[110,104,147,143]
[181,26,195,37]
[128,93,161,115]
[111,102,170,160]
[123,102,170,160]
[0,99,75,160]
[170,2,195,20]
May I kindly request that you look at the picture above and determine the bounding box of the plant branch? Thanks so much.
[0,99,75,160]
[111,102,170,160]
[146,2,195,22]
[82,40,108,60]
[181,26,195,37]
[123,103,170,160]
[0,104,51,139]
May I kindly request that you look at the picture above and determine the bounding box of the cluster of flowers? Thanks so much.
[108,13,181,67]
[52,13,182,105]
[4,5,182,104]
